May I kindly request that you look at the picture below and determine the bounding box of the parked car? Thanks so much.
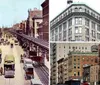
[23,58,33,65]
[24,64,34,80]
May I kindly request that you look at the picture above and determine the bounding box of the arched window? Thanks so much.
[79,7,82,12]
[74,7,78,12]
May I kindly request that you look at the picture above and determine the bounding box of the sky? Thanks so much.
[0,0,44,27]
[50,0,100,21]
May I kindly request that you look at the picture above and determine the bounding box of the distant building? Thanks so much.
[20,20,27,34]
[26,8,42,37]
[13,23,20,30]
[50,3,100,41]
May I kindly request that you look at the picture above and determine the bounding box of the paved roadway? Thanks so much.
[0,37,41,85]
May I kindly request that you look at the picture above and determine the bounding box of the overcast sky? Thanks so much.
[0,0,44,27]
[50,0,100,21]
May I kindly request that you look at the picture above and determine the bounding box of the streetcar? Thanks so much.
[4,55,15,78]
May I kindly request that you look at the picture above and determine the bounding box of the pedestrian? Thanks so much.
[0,67,3,75]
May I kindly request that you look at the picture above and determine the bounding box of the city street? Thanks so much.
[0,36,42,85]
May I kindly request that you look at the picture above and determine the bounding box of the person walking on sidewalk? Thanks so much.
[0,67,3,75]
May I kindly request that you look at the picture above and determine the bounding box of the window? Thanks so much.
[68,28,72,35]
[74,72,76,76]
[68,18,72,27]
[63,22,67,40]
[78,72,80,76]
[36,22,40,26]
[68,37,72,41]
[91,22,95,29]
[74,66,76,69]
[79,7,82,12]
[52,30,54,41]
[97,33,100,39]
[63,22,67,30]
[63,31,66,41]
[75,17,82,25]
[75,27,82,33]
[59,25,62,40]
[85,18,89,27]
[97,25,100,31]
[85,28,89,35]
[55,28,58,41]
[74,7,78,12]
[91,30,95,38]
[85,37,89,41]
[75,36,82,41]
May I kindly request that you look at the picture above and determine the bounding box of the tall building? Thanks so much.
[41,0,49,41]
[50,43,99,84]
[50,3,100,41]
[68,51,99,81]
[50,43,58,85]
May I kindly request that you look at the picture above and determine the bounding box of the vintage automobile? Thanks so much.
[24,64,34,80]
[23,58,33,68]
[30,78,42,85]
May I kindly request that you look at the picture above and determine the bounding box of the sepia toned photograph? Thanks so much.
[0,0,49,85]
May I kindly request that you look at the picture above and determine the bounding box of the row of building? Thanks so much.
[13,0,49,41]
[50,43,100,85]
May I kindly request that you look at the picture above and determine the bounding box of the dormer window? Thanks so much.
[79,7,82,12]
[74,7,78,12]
